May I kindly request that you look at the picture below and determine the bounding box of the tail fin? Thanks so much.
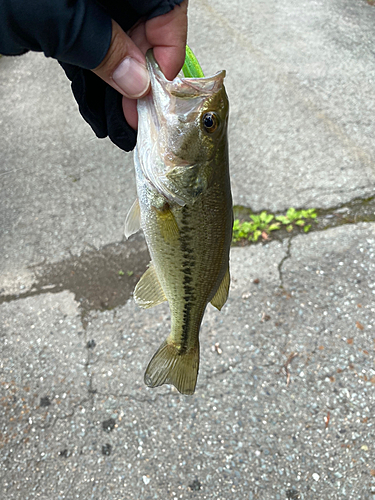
[144,341,199,395]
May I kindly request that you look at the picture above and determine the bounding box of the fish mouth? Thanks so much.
[140,49,226,138]
[146,49,226,98]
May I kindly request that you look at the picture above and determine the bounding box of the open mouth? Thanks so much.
[144,50,226,123]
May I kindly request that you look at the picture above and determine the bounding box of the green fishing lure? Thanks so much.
[182,45,205,78]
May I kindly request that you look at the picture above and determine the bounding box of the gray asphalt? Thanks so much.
[1,0,375,499]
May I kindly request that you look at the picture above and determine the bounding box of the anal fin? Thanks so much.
[144,340,199,395]
[210,267,230,311]
[134,262,167,309]
[124,198,141,239]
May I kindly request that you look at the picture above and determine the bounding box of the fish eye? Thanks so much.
[202,112,218,133]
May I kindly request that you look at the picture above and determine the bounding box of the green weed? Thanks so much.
[118,270,134,277]
[232,208,317,243]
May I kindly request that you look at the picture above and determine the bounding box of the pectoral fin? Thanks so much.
[210,267,230,311]
[124,198,141,239]
[134,262,167,309]
[154,205,179,244]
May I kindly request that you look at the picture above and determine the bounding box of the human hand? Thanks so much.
[0,0,187,150]
[92,1,188,129]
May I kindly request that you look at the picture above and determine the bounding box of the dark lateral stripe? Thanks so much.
[179,206,196,354]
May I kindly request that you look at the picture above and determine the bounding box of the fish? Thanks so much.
[125,50,232,395]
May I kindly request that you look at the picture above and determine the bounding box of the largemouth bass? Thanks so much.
[125,50,232,395]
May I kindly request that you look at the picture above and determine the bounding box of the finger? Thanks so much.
[127,21,152,55]
[146,0,188,80]
[93,20,150,99]
[120,22,150,130]
[122,96,138,130]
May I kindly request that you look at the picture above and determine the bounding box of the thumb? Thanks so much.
[92,20,150,99]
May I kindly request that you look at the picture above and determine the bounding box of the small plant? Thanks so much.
[118,270,134,277]
[232,208,317,243]
[232,211,280,242]
[275,208,316,233]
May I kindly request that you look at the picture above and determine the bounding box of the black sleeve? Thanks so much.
[0,0,184,152]
[99,0,184,20]
[0,0,112,69]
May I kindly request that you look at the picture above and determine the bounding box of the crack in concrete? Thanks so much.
[278,236,294,288]
[92,389,178,404]
[0,394,91,471]
[49,398,91,429]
